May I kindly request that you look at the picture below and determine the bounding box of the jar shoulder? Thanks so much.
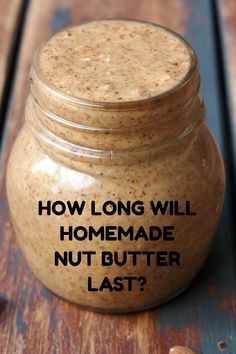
[6,123,225,201]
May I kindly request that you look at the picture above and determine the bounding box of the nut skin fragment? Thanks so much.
[169,346,196,354]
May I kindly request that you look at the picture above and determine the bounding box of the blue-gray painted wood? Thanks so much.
[51,7,72,33]
[0,0,235,352]
[159,0,236,353]
[215,0,236,182]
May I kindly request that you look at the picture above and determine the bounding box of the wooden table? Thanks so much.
[0,1,235,353]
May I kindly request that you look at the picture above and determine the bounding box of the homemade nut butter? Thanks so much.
[6,20,225,312]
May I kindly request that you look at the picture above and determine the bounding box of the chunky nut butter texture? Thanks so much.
[38,20,190,101]
[6,20,225,312]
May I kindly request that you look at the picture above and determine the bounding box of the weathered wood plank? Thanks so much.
[0,0,235,353]
[218,0,236,170]
[0,0,24,111]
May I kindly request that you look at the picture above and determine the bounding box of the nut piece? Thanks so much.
[169,346,196,354]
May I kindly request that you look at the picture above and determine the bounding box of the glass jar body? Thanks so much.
[6,118,225,312]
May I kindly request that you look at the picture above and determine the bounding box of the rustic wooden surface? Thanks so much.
[0,0,24,112]
[219,0,236,171]
[0,0,236,353]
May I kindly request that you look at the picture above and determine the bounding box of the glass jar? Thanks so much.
[6,20,225,313]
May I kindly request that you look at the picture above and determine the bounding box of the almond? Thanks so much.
[169,346,196,354]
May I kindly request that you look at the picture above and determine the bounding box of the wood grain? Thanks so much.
[221,0,236,119]
[0,0,235,353]
[220,0,236,166]
[0,0,24,108]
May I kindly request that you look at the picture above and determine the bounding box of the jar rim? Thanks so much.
[32,19,198,111]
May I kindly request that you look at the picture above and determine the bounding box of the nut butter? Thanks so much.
[6,20,225,312]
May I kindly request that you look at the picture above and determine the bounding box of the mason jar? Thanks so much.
[6,20,225,312]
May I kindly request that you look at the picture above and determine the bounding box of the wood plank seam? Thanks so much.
[0,0,31,153]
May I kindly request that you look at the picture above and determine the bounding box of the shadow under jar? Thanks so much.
[6,20,225,313]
